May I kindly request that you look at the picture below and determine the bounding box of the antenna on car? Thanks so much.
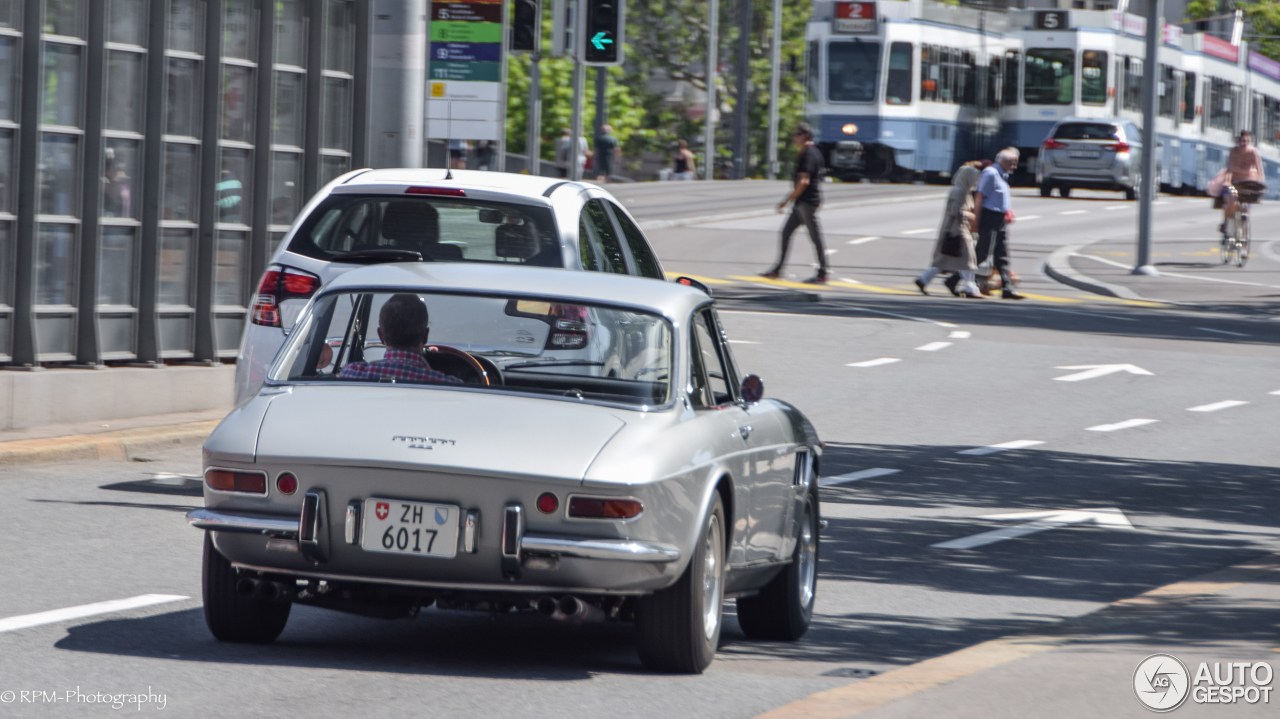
[444,168,453,180]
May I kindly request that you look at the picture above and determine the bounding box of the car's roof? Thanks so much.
[335,168,589,200]
[322,262,710,318]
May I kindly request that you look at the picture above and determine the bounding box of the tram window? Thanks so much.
[1209,77,1239,131]
[921,45,937,101]
[1003,51,1020,105]
[805,41,820,103]
[1024,48,1073,105]
[1158,65,1177,118]
[1081,50,1108,105]
[886,42,912,105]
[1182,71,1196,123]
[828,41,881,103]
[988,57,1001,109]
[1123,57,1143,111]
[961,51,977,106]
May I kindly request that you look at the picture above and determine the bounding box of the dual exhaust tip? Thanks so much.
[534,595,601,622]
[236,577,293,603]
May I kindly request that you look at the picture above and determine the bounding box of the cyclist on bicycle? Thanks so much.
[1220,130,1265,238]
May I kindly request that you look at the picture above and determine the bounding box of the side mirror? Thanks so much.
[741,375,764,403]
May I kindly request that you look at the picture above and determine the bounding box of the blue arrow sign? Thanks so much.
[591,31,613,51]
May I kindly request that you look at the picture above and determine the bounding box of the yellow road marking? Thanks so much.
[664,272,736,285]
[1086,295,1167,308]
[1010,291,1082,304]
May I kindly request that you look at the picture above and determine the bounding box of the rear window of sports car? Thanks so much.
[287,195,563,267]
[273,291,673,408]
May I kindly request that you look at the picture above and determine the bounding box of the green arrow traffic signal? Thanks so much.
[591,31,612,51]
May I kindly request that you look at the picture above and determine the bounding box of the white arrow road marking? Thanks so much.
[915,342,952,351]
[847,358,901,368]
[0,594,189,634]
[1053,364,1154,382]
[1086,418,1159,432]
[820,468,901,487]
[1188,400,1249,412]
[932,508,1134,550]
[957,440,1045,456]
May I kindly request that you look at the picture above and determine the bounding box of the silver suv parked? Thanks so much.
[1037,118,1148,200]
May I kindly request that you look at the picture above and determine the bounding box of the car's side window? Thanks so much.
[688,326,712,408]
[606,202,664,279]
[578,214,601,271]
[692,310,734,407]
[581,200,629,274]
[709,309,742,393]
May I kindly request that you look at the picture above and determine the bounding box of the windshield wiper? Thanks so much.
[333,249,430,264]
[503,360,605,370]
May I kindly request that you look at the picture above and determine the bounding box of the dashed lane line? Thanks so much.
[1196,327,1251,337]
[819,468,901,487]
[727,340,758,344]
[956,440,1045,456]
[1037,307,1139,322]
[949,330,971,339]
[839,302,960,328]
[0,594,189,634]
[1086,418,1160,432]
[1188,400,1250,412]
[1059,210,1088,215]
[915,342,952,352]
[846,358,902,368]
[847,236,880,245]
[1018,215,1041,221]
[1271,390,1280,395]
[1105,205,1131,210]
[900,228,933,235]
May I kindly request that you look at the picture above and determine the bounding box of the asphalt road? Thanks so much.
[2,182,1279,718]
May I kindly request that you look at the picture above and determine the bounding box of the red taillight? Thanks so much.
[568,497,643,519]
[405,186,467,197]
[1103,141,1131,153]
[250,264,321,327]
[545,304,590,350]
[536,492,559,514]
[1042,139,1067,150]
[276,473,298,495]
[205,469,268,494]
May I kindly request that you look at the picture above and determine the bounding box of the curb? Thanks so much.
[636,191,948,231]
[0,420,218,470]
[1042,239,1165,303]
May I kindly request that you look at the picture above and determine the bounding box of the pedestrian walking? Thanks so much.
[973,148,1025,300]
[554,128,572,178]
[595,125,620,182]
[761,123,828,284]
[671,139,697,180]
[914,164,982,298]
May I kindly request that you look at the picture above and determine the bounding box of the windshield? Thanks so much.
[285,194,562,266]
[1024,48,1074,105]
[273,291,672,407]
[828,41,881,103]
[1053,123,1120,141]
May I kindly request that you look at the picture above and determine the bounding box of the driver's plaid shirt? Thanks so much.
[338,349,461,384]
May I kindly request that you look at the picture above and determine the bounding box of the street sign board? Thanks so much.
[428,0,505,142]
[833,2,876,34]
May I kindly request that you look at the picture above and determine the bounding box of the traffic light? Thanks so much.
[511,0,539,53]
[581,0,624,66]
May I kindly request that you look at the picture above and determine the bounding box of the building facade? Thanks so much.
[0,0,372,367]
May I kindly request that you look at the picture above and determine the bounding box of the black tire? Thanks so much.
[1124,182,1138,201]
[202,532,291,643]
[735,493,818,641]
[635,494,726,674]
[1039,183,1052,198]
[1059,185,1071,198]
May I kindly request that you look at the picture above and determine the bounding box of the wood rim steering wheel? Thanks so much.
[425,344,490,386]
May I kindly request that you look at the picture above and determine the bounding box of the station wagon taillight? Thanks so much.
[1103,141,1131,153]
[250,265,322,327]
[568,497,643,519]
[205,469,268,494]
[545,304,590,350]
[1042,139,1067,150]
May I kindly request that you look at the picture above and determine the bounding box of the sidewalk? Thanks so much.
[1046,236,1280,312]
[0,408,225,470]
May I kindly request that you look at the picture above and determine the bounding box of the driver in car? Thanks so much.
[338,294,462,385]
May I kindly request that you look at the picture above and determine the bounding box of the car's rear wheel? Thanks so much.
[635,494,725,673]
[202,532,291,643]
[1058,185,1071,198]
[1039,183,1052,198]
[736,492,818,641]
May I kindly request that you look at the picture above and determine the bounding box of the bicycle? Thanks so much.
[1221,180,1265,267]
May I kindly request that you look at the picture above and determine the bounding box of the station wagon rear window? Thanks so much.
[286,195,563,267]
[1052,123,1120,141]
[274,291,673,407]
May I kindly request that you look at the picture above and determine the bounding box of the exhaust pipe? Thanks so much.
[558,596,603,622]
[255,580,294,603]
[534,596,564,619]
[236,578,260,597]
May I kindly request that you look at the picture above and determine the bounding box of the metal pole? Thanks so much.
[732,0,750,179]
[569,0,586,182]
[368,0,427,168]
[526,53,542,175]
[766,0,782,180]
[496,0,510,171]
[594,65,607,178]
[704,0,719,181]
[1133,0,1161,276]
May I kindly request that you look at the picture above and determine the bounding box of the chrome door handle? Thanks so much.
[738,425,752,440]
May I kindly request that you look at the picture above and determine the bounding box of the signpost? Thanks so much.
[427,0,507,169]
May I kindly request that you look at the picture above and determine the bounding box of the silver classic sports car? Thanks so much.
[189,263,822,673]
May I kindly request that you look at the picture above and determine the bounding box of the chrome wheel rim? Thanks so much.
[797,506,816,609]
[701,514,723,640]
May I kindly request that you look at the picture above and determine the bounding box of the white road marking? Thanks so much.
[1105,205,1131,211]
[932,508,1133,550]
[1059,210,1087,215]
[957,440,1045,456]
[847,358,901,368]
[901,228,933,235]
[1196,327,1250,337]
[1018,215,1041,221]
[845,304,959,328]
[727,340,758,344]
[1037,307,1138,322]
[819,468,901,487]
[825,249,839,255]
[847,236,880,245]
[1076,253,1280,289]
[1086,418,1159,432]
[949,330,971,339]
[1152,201,1169,205]
[1271,390,1280,395]
[1188,400,1249,412]
[915,341,952,352]
[1053,364,1153,382]
[0,594,189,634]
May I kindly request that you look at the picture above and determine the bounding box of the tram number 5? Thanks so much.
[1035,10,1068,30]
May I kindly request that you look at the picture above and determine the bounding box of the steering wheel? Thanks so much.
[425,344,491,385]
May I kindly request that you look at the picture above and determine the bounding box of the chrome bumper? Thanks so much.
[188,508,680,564]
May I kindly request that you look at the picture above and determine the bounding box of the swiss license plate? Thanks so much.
[1068,150,1100,159]
[362,498,460,558]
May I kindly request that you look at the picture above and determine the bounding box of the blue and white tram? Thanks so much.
[804,0,1015,180]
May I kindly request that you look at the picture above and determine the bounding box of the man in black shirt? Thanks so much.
[762,123,828,284]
